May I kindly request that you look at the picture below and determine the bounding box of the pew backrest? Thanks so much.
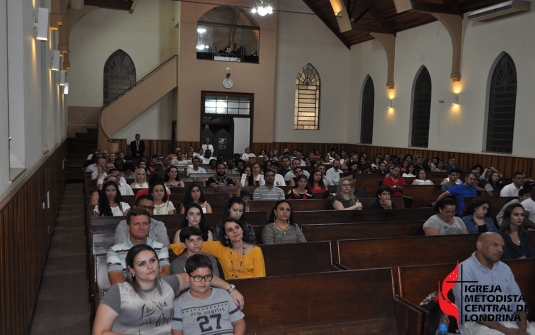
[249,199,333,214]
[236,269,408,334]
[260,241,333,276]
[403,185,441,208]
[293,207,436,224]
[302,221,425,259]
[338,235,479,271]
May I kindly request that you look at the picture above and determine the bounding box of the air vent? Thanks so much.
[467,1,529,22]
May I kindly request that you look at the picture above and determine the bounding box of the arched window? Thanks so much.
[196,6,259,64]
[360,76,374,144]
[411,66,432,148]
[486,53,517,153]
[103,50,136,105]
[294,64,320,130]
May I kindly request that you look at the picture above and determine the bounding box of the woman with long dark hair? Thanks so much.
[499,203,535,259]
[180,184,212,214]
[150,181,176,215]
[171,218,265,280]
[164,166,184,188]
[173,203,213,243]
[261,200,307,244]
[92,244,244,334]
[308,169,328,194]
[213,197,257,243]
[94,181,130,216]
[462,197,498,234]
[287,175,313,199]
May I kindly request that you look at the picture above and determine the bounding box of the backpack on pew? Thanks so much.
[419,292,451,334]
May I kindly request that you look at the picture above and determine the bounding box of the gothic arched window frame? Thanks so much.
[103,49,136,105]
[485,52,517,154]
[410,66,432,148]
[294,63,320,130]
[360,75,375,144]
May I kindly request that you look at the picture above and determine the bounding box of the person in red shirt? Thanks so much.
[382,165,406,197]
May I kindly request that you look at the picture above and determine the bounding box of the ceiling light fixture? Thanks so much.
[251,0,273,16]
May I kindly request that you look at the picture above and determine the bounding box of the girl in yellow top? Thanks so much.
[171,218,266,280]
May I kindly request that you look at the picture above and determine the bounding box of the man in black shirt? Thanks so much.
[368,185,397,210]
[207,163,235,188]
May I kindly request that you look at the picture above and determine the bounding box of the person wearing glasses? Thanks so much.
[172,254,246,335]
[93,245,244,335]
[332,177,363,211]
[114,195,170,245]
[171,218,265,280]
[461,197,498,234]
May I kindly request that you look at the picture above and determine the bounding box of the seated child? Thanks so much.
[240,190,251,212]
[172,254,246,335]
[170,226,220,277]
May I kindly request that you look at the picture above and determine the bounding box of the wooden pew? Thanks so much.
[236,269,423,334]
[360,197,404,209]
[89,211,268,234]
[92,241,336,308]
[302,221,425,260]
[191,173,241,186]
[354,175,386,195]
[337,235,478,271]
[403,185,441,208]
[249,199,333,214]
[397,258,535,334]
[216,186,256,197]
[337,234,478,291]
[293,207,436,224]
[169,192,230,205]
[261,241,334,276]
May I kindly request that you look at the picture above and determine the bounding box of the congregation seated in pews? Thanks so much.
[84,146,535,334]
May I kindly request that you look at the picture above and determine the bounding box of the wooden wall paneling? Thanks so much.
[0,141,66,334]
[176,141,201,153]
[111,139,175,160]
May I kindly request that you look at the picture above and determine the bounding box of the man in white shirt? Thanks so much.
[269,162,286,187]
[292,150,306,166]
[317,164,334,185]
[241,147,256,162]
[201,150,213,164]
[326,159,342,185]
[85,155,104,173]
[284,159,310,182]
[98,168,133,195]
[187,157,206,174]
[500,172,526,197]
[92,160,114,180]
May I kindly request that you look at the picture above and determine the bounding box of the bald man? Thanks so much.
[452,232,533,335]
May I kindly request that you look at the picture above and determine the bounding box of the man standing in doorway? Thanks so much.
[130,134,145,161]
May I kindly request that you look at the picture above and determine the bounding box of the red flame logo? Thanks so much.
[439,262,460,327]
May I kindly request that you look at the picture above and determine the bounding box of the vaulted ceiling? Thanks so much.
[302,0,506,48]
[77,0,507,48]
